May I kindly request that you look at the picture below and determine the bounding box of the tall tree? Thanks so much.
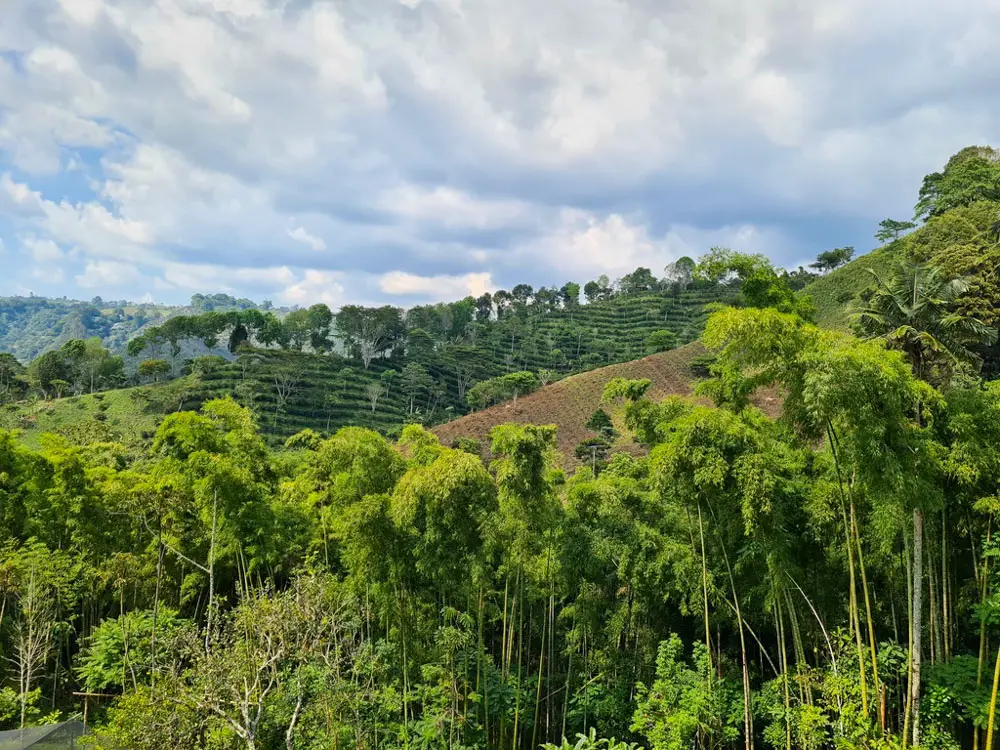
[852,259,997,745]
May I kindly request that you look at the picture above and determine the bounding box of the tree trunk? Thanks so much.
[911,508,924,748]
[987,643,1000,750]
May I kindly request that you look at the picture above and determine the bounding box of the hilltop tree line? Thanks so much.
[1,252,822,436]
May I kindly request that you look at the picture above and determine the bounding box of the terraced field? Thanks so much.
[433,342,782,469]
[1,287,740,446]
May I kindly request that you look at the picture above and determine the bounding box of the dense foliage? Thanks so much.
[1,260,764,442]
[2,145,999,750]
[0,294,265,362]
[0,294,998,750]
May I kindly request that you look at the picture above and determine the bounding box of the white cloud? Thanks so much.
[3,0,1000,304]
[280,270,347,307]
[380,270,494,299]
[158,262,297,294]
[22,236,63,263]
[509,210,793,281]
[287,226,327,251]
[75,260,144,289]
[1,173,46,215]
[380,185,532,229]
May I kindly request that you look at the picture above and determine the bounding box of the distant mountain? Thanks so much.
[0,293,273,362]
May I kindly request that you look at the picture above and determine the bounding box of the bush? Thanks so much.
[586,408,617,438]
[451,436,482,456]
[645,329,678,353]
[466,371,540,409]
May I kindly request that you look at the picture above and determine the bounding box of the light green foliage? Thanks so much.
[391,446,496,591]
[602,378,652,403]
[138,358,171,382]
[466,370,540,409]
[810,247,855,274]
[632,635,741,750]
[4,143,1000,750]
[695,247,814,319]
[876,218,917,244]
[75,608,191,691]
[543,728,644,750]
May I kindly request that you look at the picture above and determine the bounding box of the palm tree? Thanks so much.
[852,259,997,386]
[852,259,997,747]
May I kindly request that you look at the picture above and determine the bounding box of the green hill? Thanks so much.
[801,244,901,329]
[0,293,268,361]
[1,285,737,446]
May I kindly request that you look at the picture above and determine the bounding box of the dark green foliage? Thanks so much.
[644,330,677,354]
[914,146,1000,221]
[810,247,855,273]
[875,218,917,243]
[586,408,616,438]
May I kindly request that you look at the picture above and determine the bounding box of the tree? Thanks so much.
[73,338,124,393]
[511,284,534,307]
[272,367,302,421]
[0,353,26,404]
[852,259,997,746]
[400,363,433,415]
[810,247,855,274]
[875,219,917,244]
[13,568,54,730]
[560,282,581,308]
[586,408,617,439]
[583,275,613,303]
[914,146,1000,221]
[852,260,997,386]
[665,257,697,291]
[138,359,171,383]
[475,292,494,322]
[618,267,658,296]
[335,306,404,369]
[645,330,678,354]
[696,247,813,319]
[27,350,71,397]
[364,381,386,413]
[465,371,540,409]
[282,304,333,352]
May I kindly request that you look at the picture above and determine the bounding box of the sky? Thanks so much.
[1,0,999,309]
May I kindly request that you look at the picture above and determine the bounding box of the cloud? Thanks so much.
[75,259,144,289]
[2,0,1000,304]
[280,270,347,307]
[22,235,63,263]
[379,271,494,299]
[287,226,327,252]
[157,262,297,295]
[379,185,533,229]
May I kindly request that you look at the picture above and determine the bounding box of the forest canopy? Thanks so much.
[0,146,999,750]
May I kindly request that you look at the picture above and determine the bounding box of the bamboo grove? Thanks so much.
[0,249,999,750]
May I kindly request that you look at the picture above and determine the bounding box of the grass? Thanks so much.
[0,378,196,449]
[802,244,902,329]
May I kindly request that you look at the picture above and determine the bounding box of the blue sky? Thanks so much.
[1,0,999,308]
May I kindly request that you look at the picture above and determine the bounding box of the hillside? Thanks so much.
[801,244,901,329]
[1,286,737,445]
[433,342,782,467]
[0,293,267,361]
